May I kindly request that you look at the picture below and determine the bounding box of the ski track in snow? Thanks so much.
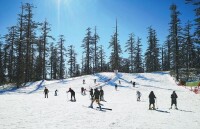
[0,72,200,129]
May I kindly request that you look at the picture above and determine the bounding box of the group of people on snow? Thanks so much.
[146,90,178,110]
[43,78,179,110]
[44,87,59,98]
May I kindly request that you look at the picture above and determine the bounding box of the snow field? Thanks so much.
[0,72,200,129]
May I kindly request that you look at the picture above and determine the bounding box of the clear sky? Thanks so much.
[0,0,195,62]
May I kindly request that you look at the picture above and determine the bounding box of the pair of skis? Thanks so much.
[149,108,170,113]
[82,105,112,111]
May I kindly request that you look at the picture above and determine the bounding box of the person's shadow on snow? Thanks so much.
[178,109,193,113]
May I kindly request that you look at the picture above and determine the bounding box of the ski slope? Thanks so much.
[0,72,200,129]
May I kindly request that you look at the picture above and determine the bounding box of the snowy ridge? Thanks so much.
[0,72,200,129]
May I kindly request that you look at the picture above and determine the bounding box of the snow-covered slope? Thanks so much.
[0,72,200,129]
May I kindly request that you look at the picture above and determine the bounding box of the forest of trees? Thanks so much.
[0,1,200,87]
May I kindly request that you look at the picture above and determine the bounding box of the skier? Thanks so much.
[44,87,49,98]
[170,91,178,109]
[89,88,101,110]
[81,87,85,95]
[149,91,156,110]
[67,88,76,102]
[89,88,94,100]
[115,84,118,91]
[94,79,96,84]
[119,80,121,84]
[83,88,86,95]
[100,87,104,101]
[136,91,141,101]
[55,89,58,96]
[83,79,85,84]
[133,82,136,87]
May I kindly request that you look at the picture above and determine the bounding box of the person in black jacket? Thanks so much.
[170,91,178,109]
[89,88,101,110]
[81,87,85,95]
[100,87,104,101]
[89,88,94,100]
[44,87,49,98]
[149,91,156,109]
[55,89,58,96]
[67,88,76,101]
[133,82,136,87]
[115,84,118,91]
[136,91,141,101]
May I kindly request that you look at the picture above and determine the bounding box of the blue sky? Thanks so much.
[0,0,195,62]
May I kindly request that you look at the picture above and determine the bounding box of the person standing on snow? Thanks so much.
[136,91,141,101]
[89,88,101,110]
[115,84,118,91]
[55,89,58,96]
[83,79,85,84]
[170,91,178,109]
[149,91,156,110]
[44,87,49,98]
[133,82,136,87]
[67,88,76,101]
[100,87,104,101]
[89,88,94,100]
[81,87,85,95]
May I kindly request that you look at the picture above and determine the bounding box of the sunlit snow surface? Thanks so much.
[0,72,200,129]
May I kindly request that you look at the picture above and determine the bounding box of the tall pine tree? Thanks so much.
[125,33,135,73]
[169,4,182,80]
[109,20,122,71]
[82,27,93,74]
[145,27,160,72]
[134,37,143,73]
[0,36,5,85]
[57,35,66,79]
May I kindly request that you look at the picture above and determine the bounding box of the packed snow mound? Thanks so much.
[0,72,200,129]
